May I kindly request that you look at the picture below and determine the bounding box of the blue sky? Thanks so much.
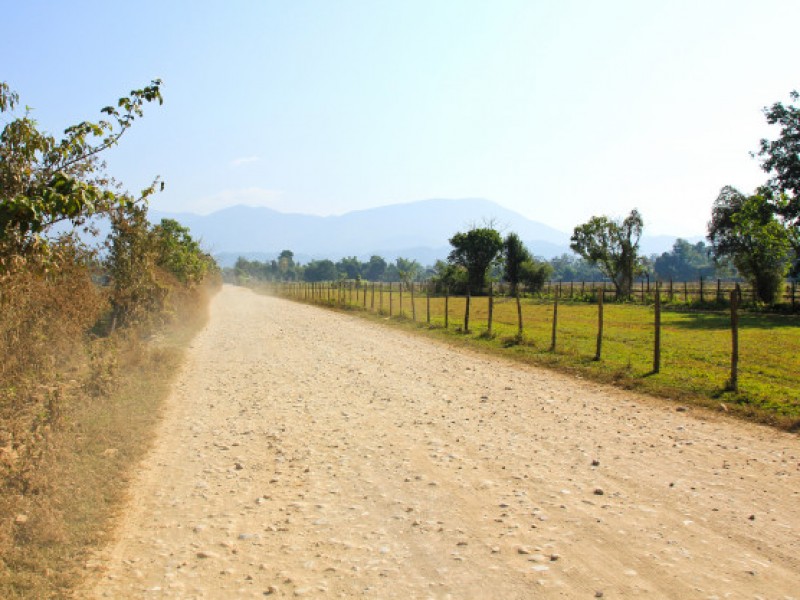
[2,0,798,236]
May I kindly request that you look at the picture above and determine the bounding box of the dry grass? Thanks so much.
[0,247,217,599]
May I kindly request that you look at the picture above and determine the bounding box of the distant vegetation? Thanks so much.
[0,80,218,596]
[229,90,800,309]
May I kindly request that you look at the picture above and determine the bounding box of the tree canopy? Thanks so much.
[448,227,503,293]
[707,186,790,303]
[0,80,163,256]
[758,90,800,224]
[570,209,643,298]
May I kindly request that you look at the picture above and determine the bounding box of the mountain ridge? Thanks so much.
[149,198,699,267]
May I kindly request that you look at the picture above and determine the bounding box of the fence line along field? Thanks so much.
[256,280,800,427]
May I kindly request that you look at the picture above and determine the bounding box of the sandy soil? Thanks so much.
[81,285,800,599]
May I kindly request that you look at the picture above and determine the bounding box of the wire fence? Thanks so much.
[248,279,800,407]
[539,278,798,307]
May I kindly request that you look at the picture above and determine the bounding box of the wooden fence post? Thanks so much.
[445,287,450,329]
[699,276,704,303]
[389,282,393,316]
[594,286,604,361]
[464,287,471,333]
[426,282,431,324]
[729,288,739,391]
[411,281,417,321]
[653,281,661,374]
[550,287,559,351]
[399,283,404,317]
[487,283,494,336]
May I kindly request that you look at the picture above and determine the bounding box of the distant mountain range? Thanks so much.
[150,198,698,268]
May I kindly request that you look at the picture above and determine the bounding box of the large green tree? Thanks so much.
[756,90,800,275]
[707,186,790,304]
[758,90,800,223]
[448,227,503,294]
[570,209,643,298]
[0,80,163,257]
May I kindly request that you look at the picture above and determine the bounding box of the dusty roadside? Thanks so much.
[80,285,800,599]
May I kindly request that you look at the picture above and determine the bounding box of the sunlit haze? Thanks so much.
[3,0,799,236]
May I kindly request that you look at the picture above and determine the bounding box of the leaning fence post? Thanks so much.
[729,288,739,391]
[653,281,661,374]
[594,286,604,361]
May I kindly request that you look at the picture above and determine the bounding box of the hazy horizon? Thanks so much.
[4,1,798,238]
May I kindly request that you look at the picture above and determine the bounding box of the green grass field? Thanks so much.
[267,283,800,428]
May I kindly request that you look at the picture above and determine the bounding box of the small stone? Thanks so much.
[196,551,217,559]
[550,553,560,561]
[591,459,600,466]
[748,514,755,521]
[676,406,688,412]
[531,565,549,572]
[235,462,244,470]
[593,488,604,496]
[595,592,604,598]
[517,546,531,555]
[14,514,28,524]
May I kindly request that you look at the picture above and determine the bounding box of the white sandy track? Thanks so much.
[81,285,800,599]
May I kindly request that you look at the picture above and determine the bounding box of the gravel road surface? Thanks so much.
[82,285,800,599]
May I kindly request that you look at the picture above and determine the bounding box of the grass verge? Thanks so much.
[256,284,800,432]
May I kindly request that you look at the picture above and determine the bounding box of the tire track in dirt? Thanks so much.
[81,285,800,599]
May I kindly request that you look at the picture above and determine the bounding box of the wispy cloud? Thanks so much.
[230,155,260,167]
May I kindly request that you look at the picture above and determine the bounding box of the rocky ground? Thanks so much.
[80,285,800,599]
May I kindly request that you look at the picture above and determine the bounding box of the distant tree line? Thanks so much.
[230,252,428,285]
[230,90,799,306]
[227,238,740,298]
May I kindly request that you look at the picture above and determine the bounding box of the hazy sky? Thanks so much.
[3,0,798,236]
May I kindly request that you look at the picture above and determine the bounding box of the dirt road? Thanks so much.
[83,285,800,599]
